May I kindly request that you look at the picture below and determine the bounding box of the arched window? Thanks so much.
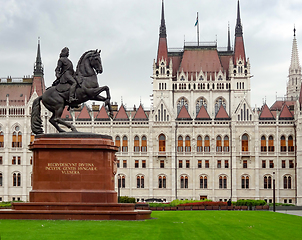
[223,136,229,152]
[118,175,125,188]
[264,175,272,189]
[13,172,21,187]
[137,175,144,188]
[219,175,227,189]
[215,98,226,115]
[268,135,274,152]
[288,136,294,152]
[216,136,222,152]
[122,136,128,152]
[159,134,166,152]
[200,175,207,189]
[134,136,140,152]
[180,175,188,189]
[204,135,210,152]
[241,175,249,189]
[196,98,207,114]
[0,131,4,148]
[141,136,147,152]
[281,135,286,152]
[177,136,183,152]
[12,132,17,148]
[283,175,292,189]
[115,136,121,152]
[185,136,191,152]
[177,98,188,115]
[261,135,267,152]
[158,175,166,188]
[197,136,203,152]
[242,134,248,152]
[0,172,2,186]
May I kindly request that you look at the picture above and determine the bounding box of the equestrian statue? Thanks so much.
[31,48,113,134]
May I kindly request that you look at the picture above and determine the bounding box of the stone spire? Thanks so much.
[235,0,243,37]
[290,27,301,71]
[287,27,302,99]
[33,38,44,77]
[159,0,167,38]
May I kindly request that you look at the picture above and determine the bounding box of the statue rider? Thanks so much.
[54,47,78,103]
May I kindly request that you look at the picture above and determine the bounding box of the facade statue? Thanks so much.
[31,49,113,134]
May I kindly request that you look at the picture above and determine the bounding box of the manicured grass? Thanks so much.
[0,211,301,240]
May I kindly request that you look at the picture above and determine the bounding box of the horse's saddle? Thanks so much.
[55,83,70,93]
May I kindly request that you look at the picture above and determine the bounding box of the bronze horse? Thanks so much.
[31,50,113,134]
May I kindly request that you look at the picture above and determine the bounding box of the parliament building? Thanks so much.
[0,1,302,205]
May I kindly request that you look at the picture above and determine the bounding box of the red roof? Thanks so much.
[95,105,110,120]
[177,105,191,120]
[259,104,275,120]
[279,104,294,120]
[196,105,211,120]
[61,106,72,120]
[219,55,232,75]
[30,76,45,97]
[179,49,223,74]
[0,83,31,106]
[169,54,182,80]
[77,105,91,120]
[270,100,296,111]
[215,105,230,120]
[234,36,246,64]
[157,38,168,66]
[133,105,148,120]
[114,105,129,120]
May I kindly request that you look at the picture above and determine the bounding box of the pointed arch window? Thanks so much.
[219,175,227,189]
[0,173,2,186]
[261,136,267,152]
[241,175,249,189]
[115,136,121,152]
[159,134,166,152]
[122,136,128,152]
[177,136,183,152]
[197,136,203,152]
[0,131,4,148]
[137,175,144,188]
[134,136,140,152]
[268,135,274,152]
[215,98,226,116]
[281,135,286,152]
[216,136,222,152]
[185,136,191,152]
[196,98,207,114]
[200,175,207,189]
[204,136,210,152]
[141,136,147,152]
[242,134,248,152]
[30,133,35,145]
[118,175,125,188]
[177,98,188,115]
[180,175,188,189]
[13,172,21,186]
[264,175,272,189]
[158,175,166,188]
[288,136,294,152]
[223,136,229,152]
[283,175,292,189]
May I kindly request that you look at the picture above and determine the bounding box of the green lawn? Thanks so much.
[0,211,301,240]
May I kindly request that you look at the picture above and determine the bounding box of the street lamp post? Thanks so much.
[273,172,275,212]
[117,174,121,203]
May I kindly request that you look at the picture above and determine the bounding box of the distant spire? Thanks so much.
[294,25,296,37]
[227,22,231,51]
[159,0,167,38]
[235,0,243,37]
[33,37,44,76]
[290,27,300,70]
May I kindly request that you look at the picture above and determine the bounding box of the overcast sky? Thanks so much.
[0,0,302,110]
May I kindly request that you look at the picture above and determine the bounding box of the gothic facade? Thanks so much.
[0,1,301,205]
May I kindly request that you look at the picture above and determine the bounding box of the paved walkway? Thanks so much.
[275,210,302,217]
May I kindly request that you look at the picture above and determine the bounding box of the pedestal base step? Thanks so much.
[0,202,152,221]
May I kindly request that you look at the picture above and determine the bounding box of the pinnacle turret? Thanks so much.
[290,27,301,71]
[33,38,44,77]
[235,0,243,37]
[159,0,167,38]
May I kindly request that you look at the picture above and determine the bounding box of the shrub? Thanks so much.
[234,200,266,206]
[118,196,136,203]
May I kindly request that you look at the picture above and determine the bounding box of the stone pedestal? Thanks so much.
[0,133,151,220]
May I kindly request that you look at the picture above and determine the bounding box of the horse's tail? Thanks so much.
[31,96,44,135]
